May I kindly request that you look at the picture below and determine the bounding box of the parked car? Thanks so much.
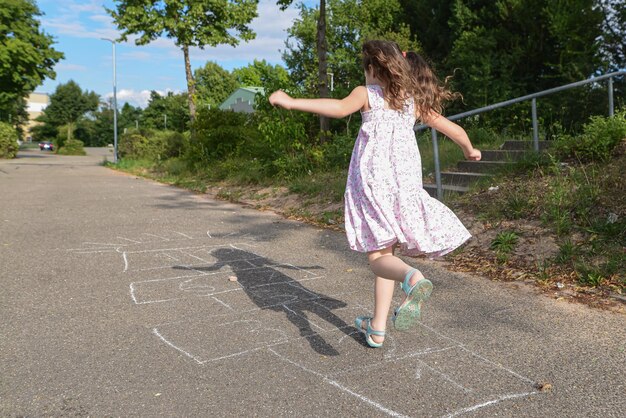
[39,141,54,151]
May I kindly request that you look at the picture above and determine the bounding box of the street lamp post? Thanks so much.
[102,38,118,163]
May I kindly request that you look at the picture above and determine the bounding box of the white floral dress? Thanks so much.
[344,85,471,257]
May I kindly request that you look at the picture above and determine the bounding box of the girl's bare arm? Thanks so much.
[422,111,481,161]
[269,87,369,118]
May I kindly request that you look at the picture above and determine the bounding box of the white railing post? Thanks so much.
[431,128,443,200]
[608,77,614,117]
[531,98,539,152]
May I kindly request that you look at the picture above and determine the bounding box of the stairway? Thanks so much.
[423,140,550,198]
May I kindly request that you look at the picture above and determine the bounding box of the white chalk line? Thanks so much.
[118,242,251,255]
[415,357,472,393]
[460,347,536,385]
[443,391,538,418]
[129,275,325,305]
[123,252,128,272]
[143,233,171,241]
[180,250,212,264]
[82,241,125,247]
[329,346,459,378]
[211,296,233,310]
[174,231,194,239]
[417,321,536,385]
[281,304,326,331]
[268,348,410,418]
[74,249,119,254]
[118,236,141,244]
[152,328,203,364]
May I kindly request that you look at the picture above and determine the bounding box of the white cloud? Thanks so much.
[55,63,87,71]
[105,88,181,108]
[39,0,120,40]
[120,51,153,61]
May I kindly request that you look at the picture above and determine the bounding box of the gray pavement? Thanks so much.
[1,148,624,417]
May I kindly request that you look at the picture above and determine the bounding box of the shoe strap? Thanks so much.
[366,319,386,336]
[401,268,418,295]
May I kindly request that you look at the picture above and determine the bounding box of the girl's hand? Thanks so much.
[464,148,481,161]
[269,90,293,109]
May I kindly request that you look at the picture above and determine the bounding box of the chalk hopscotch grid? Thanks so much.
[68,233,539,417]
[129,255,325,305]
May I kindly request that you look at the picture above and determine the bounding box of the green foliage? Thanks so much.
[554,110,626,162]
[0,0,64,124]
[118,102,143,131]
[0,122,19,158]
[283,0,418,98]
[108,0,259,120]
[321,133,354,168]
[490,231,519,253]
[194,61,239,108]
[490,230,519,263]
[119,128,186,161]
[44,80,99,142]
[57,139,86,156]
[554,239,578,265]
[30,113,58,142]
[152,130,187,160]
[256,102,320,179]
[187,108,258,164]
[597,0,626,72]
[118,131,150,160]
[141,91,190,132]
[232,59,290,87]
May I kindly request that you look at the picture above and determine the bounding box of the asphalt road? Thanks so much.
[1,148,624,417]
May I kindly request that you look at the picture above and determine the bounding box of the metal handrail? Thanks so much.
[417,70,625,200]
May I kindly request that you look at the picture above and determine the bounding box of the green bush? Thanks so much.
[56,124,71,149]
[187,109,257,166]
[322,133,354,169]
[150,130,187,160]
[57,139,86,155]
[554,110,626,162]
[0,122,19,159]
[118,130,153,159]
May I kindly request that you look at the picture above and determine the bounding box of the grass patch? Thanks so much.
[288,169,347,203]
[460,143,625,292]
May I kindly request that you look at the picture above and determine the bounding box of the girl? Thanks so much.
[269,40,481,348]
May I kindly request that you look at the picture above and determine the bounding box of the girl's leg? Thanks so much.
[367,275,395,344]
[360,246,426,343]
[368,245,425,285]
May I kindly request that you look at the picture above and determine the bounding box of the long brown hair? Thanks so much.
[362,40,413,111]
[405,51,461,119]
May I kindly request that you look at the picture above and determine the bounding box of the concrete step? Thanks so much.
[481,150,529,161]
[501,140,551,151]
[423,183,469,198]
[440,171,491,187]
[457,160,509,173]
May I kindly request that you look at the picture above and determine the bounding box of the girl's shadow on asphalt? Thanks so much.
[174,247,366,355]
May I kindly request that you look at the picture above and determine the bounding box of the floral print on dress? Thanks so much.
[344,85,471,258]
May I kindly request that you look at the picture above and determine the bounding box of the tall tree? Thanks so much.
[44,80,99,143]
[141,91,190,133]
[107,0,258,124]
[0,0,63,124]
[442,0,604,106]
[194,61,239,109]
[597,0,626,72]
[232,59,290,87]
[118,102,143,131]
[284,0,417,97]
[278,0,330,140]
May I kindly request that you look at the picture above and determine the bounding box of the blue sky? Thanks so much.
[37,0,311,107]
